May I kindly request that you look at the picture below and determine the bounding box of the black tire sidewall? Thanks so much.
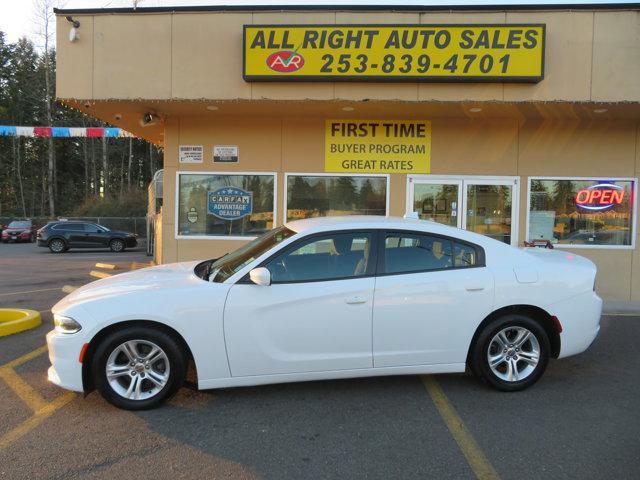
[92,326,186,410]
[473,314,550,392]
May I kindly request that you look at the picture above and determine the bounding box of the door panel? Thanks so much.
[410,180,462,228]
[464,183,514,245]
[224,278,375,377]
[373,267,493,367]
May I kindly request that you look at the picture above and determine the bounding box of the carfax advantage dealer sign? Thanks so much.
[244,24,545,82]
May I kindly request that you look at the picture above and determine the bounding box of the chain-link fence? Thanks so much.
[0,217,148,238]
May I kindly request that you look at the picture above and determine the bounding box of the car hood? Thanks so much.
[53,261,204,312]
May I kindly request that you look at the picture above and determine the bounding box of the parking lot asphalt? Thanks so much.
[0,242,639,479]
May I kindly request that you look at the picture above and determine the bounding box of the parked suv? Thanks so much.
[37,221,137,253]
[2,220,38,243]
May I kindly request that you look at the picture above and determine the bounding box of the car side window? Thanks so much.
[54,223,82,231]
[266,232,373,283]
[383,233,453,274]
[453,242,478,267]
[83,224,100,233]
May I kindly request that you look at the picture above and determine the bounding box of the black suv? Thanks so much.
[37,221,138,253]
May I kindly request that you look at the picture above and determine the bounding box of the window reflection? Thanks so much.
[528,179,634,246]
[287,175,387,221]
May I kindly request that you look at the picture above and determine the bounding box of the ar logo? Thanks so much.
[266,50,305,73]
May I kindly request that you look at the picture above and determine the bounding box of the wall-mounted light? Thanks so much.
[341,106,354,112]
[593,108,608,114]
[469,107,483,113]
[205,105,219,111]
[66,16,80,42]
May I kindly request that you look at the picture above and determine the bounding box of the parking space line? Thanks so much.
[61,285,78,293]
[0,391,75,451]
[2,345,48,369]
[421,376,500,480]
[0,366,48,412]
[0,287,62,297]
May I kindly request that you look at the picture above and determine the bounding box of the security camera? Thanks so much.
[114,113,122,121]
[139,112,157,127]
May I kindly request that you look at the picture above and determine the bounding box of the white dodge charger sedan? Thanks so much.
[47,216,602,409]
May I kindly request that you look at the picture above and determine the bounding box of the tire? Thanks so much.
[470,314,550,392]
[48,238,66,253]
[92,326,186,410]
[110,238,125,253]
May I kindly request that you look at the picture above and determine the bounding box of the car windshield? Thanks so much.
[207,226,296,283]
[94,224,109,232]
[8,221,30,228]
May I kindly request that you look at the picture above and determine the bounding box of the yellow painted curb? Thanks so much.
[0,309,42,337]
[90,270,112,279]
[95,262,118,270]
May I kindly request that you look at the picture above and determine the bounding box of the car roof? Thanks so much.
[285,215,488,242]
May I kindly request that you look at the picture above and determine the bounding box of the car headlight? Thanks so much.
[54,314,82,334]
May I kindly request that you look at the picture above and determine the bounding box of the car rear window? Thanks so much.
[383,232,482,275]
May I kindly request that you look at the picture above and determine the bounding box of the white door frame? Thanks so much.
[407,175,520,246]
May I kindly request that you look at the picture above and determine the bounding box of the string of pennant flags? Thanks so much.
[0,126,132,138]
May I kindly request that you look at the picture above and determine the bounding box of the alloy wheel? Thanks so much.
[487,326,540,382]
[111,239,124,252]
[105,339,170,401]
[50,239,65,253]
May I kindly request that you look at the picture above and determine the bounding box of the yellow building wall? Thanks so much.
[162,116,639,301]
[56,9,640,102]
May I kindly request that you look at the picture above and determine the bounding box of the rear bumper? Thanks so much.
[46,329,85,392]
[548,290,602,359]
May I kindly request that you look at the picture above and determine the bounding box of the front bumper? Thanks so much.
[46,329,85,392]
[125,237,138,247]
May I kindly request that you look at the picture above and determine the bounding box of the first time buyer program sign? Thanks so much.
[325,120,431,174]
[244,24,545,82]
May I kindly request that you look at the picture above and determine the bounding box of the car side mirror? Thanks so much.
[249,267,271,286]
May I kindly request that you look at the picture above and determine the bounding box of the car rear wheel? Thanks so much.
[92,326,186,410]
[470,314,550,392]
[110,239,125,252]
[48,238,66,253]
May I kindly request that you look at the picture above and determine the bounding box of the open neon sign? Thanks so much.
[575,183,625,211]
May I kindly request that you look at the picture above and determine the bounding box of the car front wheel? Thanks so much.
[110,239,125,252]
[471,314,550,392]
[48,238,66,253]
[92,326,186,410]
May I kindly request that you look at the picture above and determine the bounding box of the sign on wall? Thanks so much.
[207,187,253,220]
[179,145,204,163]
[325,120,431,174]
[244,24,545,82]
[214,145,239,163]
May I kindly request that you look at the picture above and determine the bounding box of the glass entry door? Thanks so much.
[408,177,518,246]
[411,180,463,228]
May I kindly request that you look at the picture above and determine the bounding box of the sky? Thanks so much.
[0,0,634,45]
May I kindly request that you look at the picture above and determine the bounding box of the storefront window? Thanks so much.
[528,178,636,247]
[177,173,275,237]
[286,174,387,221]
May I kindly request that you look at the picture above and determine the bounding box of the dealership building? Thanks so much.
[54,2,640,302]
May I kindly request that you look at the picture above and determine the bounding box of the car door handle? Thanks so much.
[465,286,485,292]
[346,295,367,305]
